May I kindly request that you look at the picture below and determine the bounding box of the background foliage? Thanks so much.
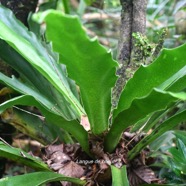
[0,0,186,185]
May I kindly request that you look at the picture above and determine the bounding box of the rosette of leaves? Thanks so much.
[0,5,186,186]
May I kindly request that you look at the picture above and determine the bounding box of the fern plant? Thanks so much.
[0,4,186,186]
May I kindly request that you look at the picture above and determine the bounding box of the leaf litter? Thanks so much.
[41,129,164,185]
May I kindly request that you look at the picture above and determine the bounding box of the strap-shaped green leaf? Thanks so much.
[0,40,79,120]
[105,89,186,152]
[0,5,85,118]
[105,43,186,152]
[1,107,63,145]
[0,172,86,186]
[141,184,186,186]
[174,131,186,144]
[114,43,186,118]
[0,141,50,171]
[111,165,129,186]
[34,10,118,134]
[0,95,90,155]
[128,109,186,160]
[0,73,62,116]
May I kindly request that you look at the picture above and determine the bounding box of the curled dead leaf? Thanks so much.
[80,115,90,131]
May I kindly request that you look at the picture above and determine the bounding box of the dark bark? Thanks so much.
[117,0,133,65]
[132,0,147,34]
[111,0,148,112]
[117,0,148,65]
[131,0,148,64]
[0,0,38,26]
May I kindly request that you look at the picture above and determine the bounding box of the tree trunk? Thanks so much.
[117,0,148,65]
[111,0,148,112]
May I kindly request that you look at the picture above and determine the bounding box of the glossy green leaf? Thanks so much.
[4,107,45,142]
[0,95,90,155]
[141,184,186,186]
[0,172,86,186]
[167,139,186,175]
[0,95,55,115]
[173,131,186,144]
[0,40,79,120]
[0,141,50,171]
[0,73,64,117]
[128,109,186,160]
[177,139,186,160]
[105,43,186,152]
[141,109,170,132]
[0,5,85,118]
[150,131,174,151]
[34,10,118,134]
[167,149,186,178]
[1,107,64,145]
[132,102,176,133]
[130,114,152,133]
[111,165,129,186]
[169,147,186,167]
[168,156,186,175]
[105,89,186,152]
[114,44,186,119]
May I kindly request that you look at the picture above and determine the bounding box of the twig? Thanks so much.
[0,137,13,148]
